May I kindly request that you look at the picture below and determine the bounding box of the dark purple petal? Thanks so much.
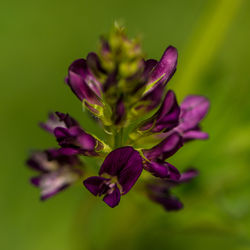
[70,127,97,151]
[57,147,81,156]
[55,112,79,127]
[179,168,199,183]
[100,37,111,55]
[40,113,67,134]
[143,59,158,78]
[67,59,102,105]
[149,46,178,86]
[40,112,79,134]
[143,132,183,161]
[137,83,165,112]
[54,126,99,155]
[99,147,143,194]
[179,95,210,131]
[154,196,183,211]
[87,52,106,75]
[139,90,180,132]
[113,97,126,125]
[144,161,180,180]
[83,176,109,196]
[103,185,121,208]
[30,177,41,186]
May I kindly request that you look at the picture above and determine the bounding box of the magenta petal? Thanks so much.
[179,95,210,131]
[83,176,109,196]
[149,46,178,86]
[69,127,96,151]
[103,185,121,208]
[179,169,199,182]
[183,130,209,141]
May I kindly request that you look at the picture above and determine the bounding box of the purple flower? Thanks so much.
[141,132,183,178]
[66,59,103,113]
[176,95,210,142]
[148,46,178,87]
[146,168,198,211]
[40,112,78,134]
[27,149,83,200]
[143,132,183,162]
[135,46,178,112]
[83,147,143,208]
[41,112,105,156]
[138,90,180,133]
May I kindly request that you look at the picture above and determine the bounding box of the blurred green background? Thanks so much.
[1,0,250,249]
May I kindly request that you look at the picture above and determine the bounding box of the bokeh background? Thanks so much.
[1,0,250,249]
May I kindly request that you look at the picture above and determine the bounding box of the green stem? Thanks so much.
[114,128,123,148]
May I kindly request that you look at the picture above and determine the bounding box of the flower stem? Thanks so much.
[114,128,123,148]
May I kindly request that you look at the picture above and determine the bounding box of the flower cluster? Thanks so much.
[27,26,209,211]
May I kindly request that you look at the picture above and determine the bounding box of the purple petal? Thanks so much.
[103,185,121,208]
[30,176,41,186]
[57,147,81,156]
[143,59,158,78]
[54,126,98,154]
[40,113,67,134]
[70,127,97,151]
[144,161,180,180]
[27,149,82,173]
[113,97,126,125]
[67,59,102,105]
[27,151,57,172]
[179,95,210,131]
[83,176,109,196]
[183,130,209,141]
[55,112,79,128]
[149,46,178,86]
[139,90,180,132]
[143,132,183,161]
[99,147,143,194]
[38,168,81,200]
[87,52,106,75]
[137,83,165,112]
[155,196,183,211]
[179,168,199,183]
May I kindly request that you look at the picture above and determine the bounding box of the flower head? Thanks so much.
[27,25,210,212]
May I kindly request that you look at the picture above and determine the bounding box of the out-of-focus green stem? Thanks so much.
[114,128,123,148]
[175,0,244,98]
